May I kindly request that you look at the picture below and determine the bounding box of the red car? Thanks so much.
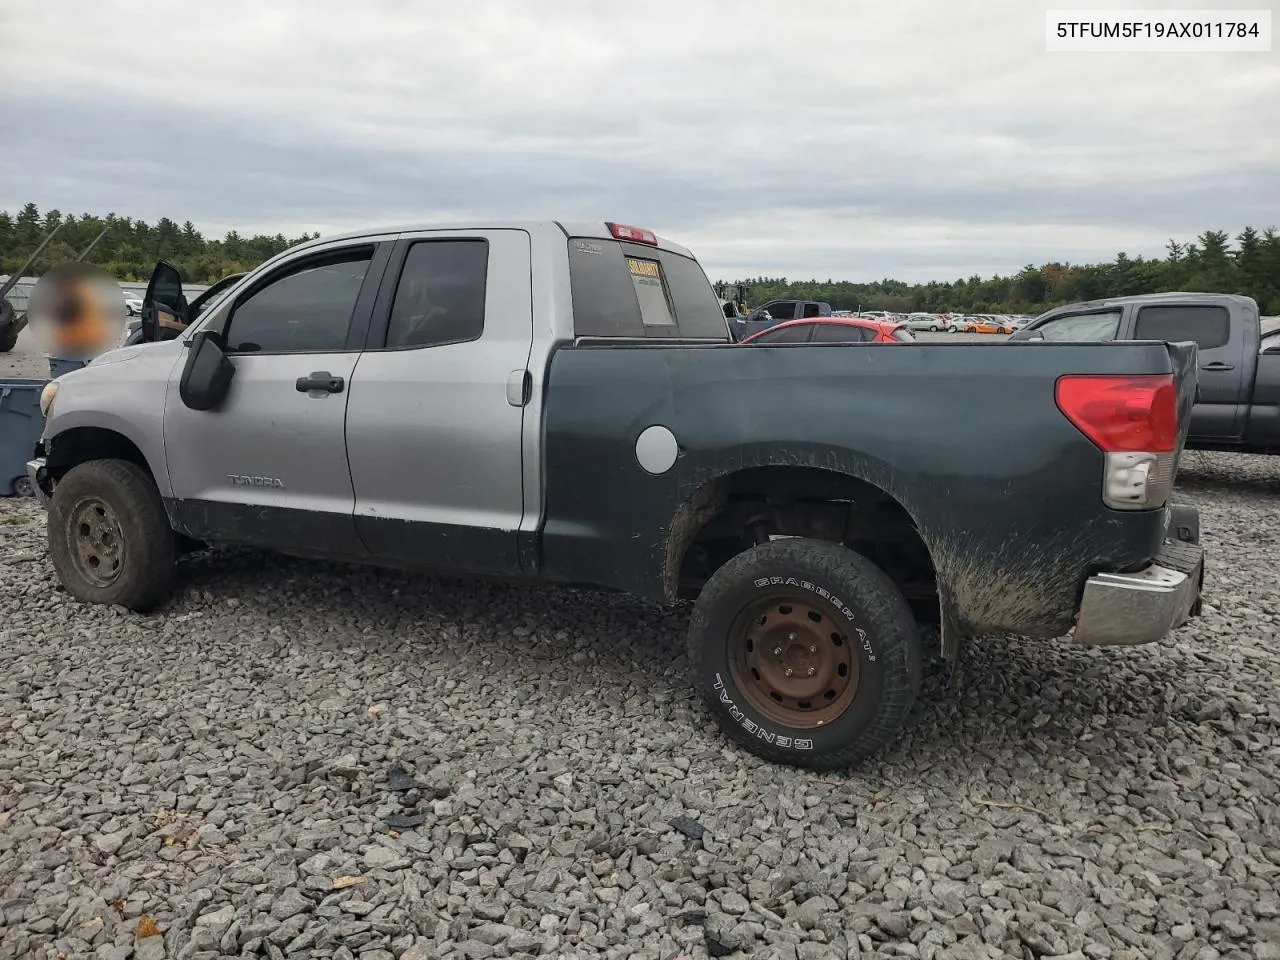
[739,317,913,345]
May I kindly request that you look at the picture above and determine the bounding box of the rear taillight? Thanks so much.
[606,222,658,245]
[1055,374,1178,510]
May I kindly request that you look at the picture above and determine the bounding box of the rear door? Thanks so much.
[345,229,534,574]
[1131,302,1245,439]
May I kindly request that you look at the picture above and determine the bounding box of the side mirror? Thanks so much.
[179,330,236,411]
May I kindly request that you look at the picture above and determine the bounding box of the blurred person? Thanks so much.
[26,263,127,362]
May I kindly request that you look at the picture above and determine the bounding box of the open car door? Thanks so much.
[140,260,188,343]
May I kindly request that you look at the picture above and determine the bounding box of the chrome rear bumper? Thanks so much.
[1074,531,1203,647]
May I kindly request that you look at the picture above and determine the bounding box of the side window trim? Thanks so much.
[216,240,392,356]
[365,236,490,352]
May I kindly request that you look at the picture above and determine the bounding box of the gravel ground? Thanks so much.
[1,450,1278,960]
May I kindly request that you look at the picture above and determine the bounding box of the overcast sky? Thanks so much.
[1,0,1276,282]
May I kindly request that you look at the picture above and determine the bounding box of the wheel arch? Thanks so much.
[663,461,962,656]
[43,425,163,492]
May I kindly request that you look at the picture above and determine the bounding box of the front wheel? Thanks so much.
[47,459,177,611]
[687,538,922,770]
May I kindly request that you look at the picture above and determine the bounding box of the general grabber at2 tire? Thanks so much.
[47,459,178,612]
[688,537,922,770]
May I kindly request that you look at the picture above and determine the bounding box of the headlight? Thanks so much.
[39,381,59,417]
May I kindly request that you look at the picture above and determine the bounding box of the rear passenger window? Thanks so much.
[750,324,813,344]
[811,324,871,343]
[1134,305,1230,350]
[385,240,488,349]
[802,303,821,319]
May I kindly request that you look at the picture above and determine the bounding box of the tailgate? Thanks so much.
[1166,340,1199,462]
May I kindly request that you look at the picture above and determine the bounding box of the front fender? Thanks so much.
[43,342,183,496]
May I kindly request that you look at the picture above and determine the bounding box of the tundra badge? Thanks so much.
[227,475,286,488]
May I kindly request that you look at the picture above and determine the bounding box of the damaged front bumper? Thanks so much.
[1073,504,1204,647]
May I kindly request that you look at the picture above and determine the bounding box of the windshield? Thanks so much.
[189,274,247,321]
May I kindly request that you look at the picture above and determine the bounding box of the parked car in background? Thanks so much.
[122,290,144,316]
[905,314,952,333]
[740,316,914,344]
[1010,292,1280,454]
[960,316,1014,334]
[728,299,834,341]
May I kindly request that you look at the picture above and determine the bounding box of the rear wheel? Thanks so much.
[48,459,177,611]
[11,476,33,497]
[0,326,17,353]
[687,538,922,770]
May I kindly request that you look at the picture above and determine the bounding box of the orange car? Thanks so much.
[960,316,1015,334]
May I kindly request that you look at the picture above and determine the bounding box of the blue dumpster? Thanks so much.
[48,357,88,378]
[0,378,48,497]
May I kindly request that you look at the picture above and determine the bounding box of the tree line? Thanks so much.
[2,203,1277,314]
[0,203,316,286]
[725,228,1280,315]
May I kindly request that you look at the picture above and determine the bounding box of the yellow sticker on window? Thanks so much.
[627,257,661,279]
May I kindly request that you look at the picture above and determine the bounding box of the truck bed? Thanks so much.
[537,339,1197,639]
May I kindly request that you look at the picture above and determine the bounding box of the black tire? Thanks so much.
[47,459,177,611]
[688,538,921,770]
[11,476,33,497]
[0,326,17,353]
[929,325,939,332]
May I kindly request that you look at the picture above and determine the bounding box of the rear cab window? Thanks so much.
[568,235,729,341]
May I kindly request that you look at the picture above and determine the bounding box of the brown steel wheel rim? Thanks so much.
[727,592,861,729]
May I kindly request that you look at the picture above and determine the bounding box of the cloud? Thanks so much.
[1,0,1276,282]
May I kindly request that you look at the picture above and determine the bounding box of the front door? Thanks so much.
[162,239,392,556]
[344,229,534,574]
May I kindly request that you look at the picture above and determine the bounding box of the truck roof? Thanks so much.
[1038,291,1258,319]
[277,221,698,261]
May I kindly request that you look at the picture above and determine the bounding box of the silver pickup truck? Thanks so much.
[26,220,1204,769]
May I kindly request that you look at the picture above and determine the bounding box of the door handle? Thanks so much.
[1200,362,1234,371]
[296,372,345,394]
